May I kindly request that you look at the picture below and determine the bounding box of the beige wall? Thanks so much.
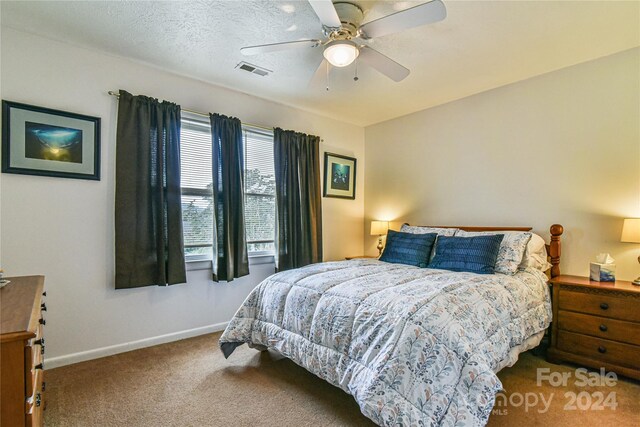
[0,28,364,364]
[365,48,640,280]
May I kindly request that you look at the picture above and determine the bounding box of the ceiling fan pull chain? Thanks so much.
[354,57,359,82]
[326,60,330,91]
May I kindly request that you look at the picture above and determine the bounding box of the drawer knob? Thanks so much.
[599,302,609,310]
[39,318,46,325]
[41,303,47,311]
[41,344,45,355]
[35,392,41,407]
[42,291,47,297]
[35,363,44,370]
[599,324,608,332]
[35,338,45,346]
[598,346,607,354]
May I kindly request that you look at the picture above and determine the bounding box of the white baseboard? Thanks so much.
[45,322,229,369]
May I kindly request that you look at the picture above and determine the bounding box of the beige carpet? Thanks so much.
[45,332,639,426]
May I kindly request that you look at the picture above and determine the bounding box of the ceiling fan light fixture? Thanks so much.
[323,40,359,67]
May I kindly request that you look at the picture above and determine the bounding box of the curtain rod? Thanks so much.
[107,90,273,132]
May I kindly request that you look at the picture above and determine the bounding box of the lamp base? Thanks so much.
[377,237,384,257]
[632,277,640,286]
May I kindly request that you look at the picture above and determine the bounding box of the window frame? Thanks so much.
[242,125,276,258]
[180,115,216,261]
[179,115,276,262]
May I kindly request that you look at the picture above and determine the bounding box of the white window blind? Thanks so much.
[243,127,276,254]
[179,114,275,259]
[180,115,214,259]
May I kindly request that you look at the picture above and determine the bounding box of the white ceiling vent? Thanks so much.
[236,61,272,77]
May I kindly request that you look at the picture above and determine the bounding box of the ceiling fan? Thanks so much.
[240,0,446,85]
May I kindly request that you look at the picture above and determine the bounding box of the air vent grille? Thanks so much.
[236,61,272,77]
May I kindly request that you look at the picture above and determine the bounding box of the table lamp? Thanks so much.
[370,221,389,256]
[621,218,640,285]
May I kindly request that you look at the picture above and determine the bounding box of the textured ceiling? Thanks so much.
[2,1,639,126]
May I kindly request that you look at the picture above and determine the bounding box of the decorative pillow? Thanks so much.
[519,233,552,271]
[428,234,504,274]
[400,225,458,261]
[400,224,458,236]
[379,230,437,268]
[456,230,532,275]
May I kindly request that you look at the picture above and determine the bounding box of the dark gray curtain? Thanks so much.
[273,128,323,271]
[210,113,249,281]
[115,90,186,289]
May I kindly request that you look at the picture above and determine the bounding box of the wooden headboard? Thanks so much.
[546,224,564,278]
[404,224,564,278]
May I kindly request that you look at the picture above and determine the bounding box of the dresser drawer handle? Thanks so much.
[35,363,44,370]
[39,318,46,325]
[599,303,609,310]
[35,392,41,407]
[41,303,47,311]
[598,346,607,354]
[35,338,46,355]
[599,324,608,332]
[42,291,47,297]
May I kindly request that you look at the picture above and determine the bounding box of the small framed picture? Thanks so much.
[2,100,100,180]
[323,152,356,199]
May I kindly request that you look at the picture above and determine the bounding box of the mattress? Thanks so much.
[220,259,552,426]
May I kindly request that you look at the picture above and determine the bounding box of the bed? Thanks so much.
[219,224,564,426]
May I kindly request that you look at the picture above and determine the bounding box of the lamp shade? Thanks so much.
[370,221,389,236]
[621,218,640,243]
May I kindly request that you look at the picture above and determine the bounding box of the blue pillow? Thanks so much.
[379,230,437,268]
[428,234,504,274]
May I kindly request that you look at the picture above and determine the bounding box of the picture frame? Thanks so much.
[323,152,356,200]
[2,100,100,180]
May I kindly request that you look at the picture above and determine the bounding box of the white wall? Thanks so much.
[365,48,640,280]
[0,28,364,364]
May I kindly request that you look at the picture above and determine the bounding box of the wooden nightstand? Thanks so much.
[548,275,640,380]
[345,256,378,260]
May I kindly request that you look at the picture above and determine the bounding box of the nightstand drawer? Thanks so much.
[558,289,640,322]
[557,330,640,369]
[557,310,640,346]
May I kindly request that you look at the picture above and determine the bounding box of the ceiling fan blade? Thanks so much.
[241,39,320,56]
[309,58,331,88]
[358,46,410,82]
[359,0,446,39]
[308,0,341,28]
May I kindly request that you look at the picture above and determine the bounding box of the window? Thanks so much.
[180,114,214,259]
[243,128,276,254]
[179,113,276,260]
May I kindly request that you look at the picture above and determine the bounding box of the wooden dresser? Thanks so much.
[1,276,47,427]
[548,275,640,380]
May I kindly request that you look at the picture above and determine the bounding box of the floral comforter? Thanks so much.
[219,259,551,426]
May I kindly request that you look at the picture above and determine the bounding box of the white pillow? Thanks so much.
[456,230,532,275]
[519,233,552,272]
[400,225,458,236]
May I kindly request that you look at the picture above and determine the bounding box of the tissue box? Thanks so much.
[590,262,616,282]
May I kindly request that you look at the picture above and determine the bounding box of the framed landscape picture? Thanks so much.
[323,152,356,199]
[2,100,100,180]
